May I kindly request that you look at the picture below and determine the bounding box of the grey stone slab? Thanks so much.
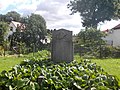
[51,29,73,63]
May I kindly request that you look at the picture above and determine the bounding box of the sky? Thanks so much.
[0,0,120,34]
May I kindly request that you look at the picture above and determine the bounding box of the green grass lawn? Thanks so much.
[0,56,25,72]
[91,58,120,80]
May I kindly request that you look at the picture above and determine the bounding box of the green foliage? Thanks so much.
[6,11,21,22]
[74,28,106,58]
[26,13,47,36]
[0,14,7,22]
[25,13,47,41]
[0,51,119,90]
[91,45,120,58]
[23,13,47,51]
[78,28,105,46]
[0,22,9,45]
[9,31,29,54]
[74,28,120,58]
[5,12,48,53]
[68,0,120,28]
[102,46,120,58]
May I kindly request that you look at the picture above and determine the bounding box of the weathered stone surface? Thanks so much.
[51,29,73,63]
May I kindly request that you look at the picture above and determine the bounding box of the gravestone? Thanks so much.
[52,29,73,63]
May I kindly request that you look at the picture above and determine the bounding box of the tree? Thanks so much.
[6,11,21,22]
[76,28,106,58]
[0,22,9,45]
[78,28,105,46]
[10,31,26,54]
[25,13,47,51]
[68,0,120,28]
[0,22,9,56]
[0,14,6,22]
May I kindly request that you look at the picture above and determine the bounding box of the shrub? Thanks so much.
[100,46,120,58]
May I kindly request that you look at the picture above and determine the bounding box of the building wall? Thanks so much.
[6,22,17,39]
[104,29,120,46]
[9,22,16,32]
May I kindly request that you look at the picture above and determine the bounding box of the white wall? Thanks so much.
[9,22,16,32]
[104,29,120,46]
[6,22,17,39]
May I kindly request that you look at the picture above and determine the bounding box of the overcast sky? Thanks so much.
[0,0,120,34]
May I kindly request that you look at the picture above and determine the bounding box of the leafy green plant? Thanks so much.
[0,51,119,90]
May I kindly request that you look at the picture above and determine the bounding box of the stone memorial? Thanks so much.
[52,29,73,63]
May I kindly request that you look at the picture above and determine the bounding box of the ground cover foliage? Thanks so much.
[0,50,120,90]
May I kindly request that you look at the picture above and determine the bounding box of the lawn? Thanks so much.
[0,56,25,72]
[91,58,120,80]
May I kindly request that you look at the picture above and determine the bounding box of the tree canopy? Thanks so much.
[25,13,47,43]
[20,13,47,51]
[68,0,120,28]
[74,28,106,58]
[77,28,106,46]
[26,13,47,36]
[0,14,7,22]
[6,11,21,22]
